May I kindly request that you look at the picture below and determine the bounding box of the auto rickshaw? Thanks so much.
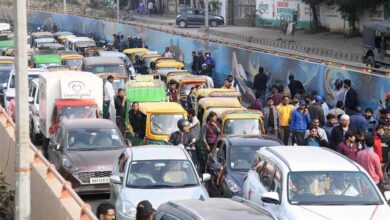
[0,56,14,64]
[128,102,187,146]
[31,54,61,68]
[60,53,84,70]
[0,40,14,54]
[154,61,185,76]
[123,48,150,63]
[202,108,264,136]
[159,70,190,83]
[58,34,76,44]
[195,88,241,104]
[53,31,74,41]
[46,65,71,72]
[196,97,242,123]
[82,56,128,76]
[139,52,161,74]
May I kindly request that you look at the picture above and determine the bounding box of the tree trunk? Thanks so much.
[310,3,320,32]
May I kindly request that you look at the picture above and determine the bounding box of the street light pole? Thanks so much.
[63,0,67,13]
[117,0,120,21]
[204,0,209,52]
[14,0,31,219]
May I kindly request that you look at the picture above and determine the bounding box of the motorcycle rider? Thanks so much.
[169,119,198,168]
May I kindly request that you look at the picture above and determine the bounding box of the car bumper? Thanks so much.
[61,169,111,194]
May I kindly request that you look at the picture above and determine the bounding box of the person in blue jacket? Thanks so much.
[290,100,311,145]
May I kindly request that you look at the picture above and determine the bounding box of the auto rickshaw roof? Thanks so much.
[155,61,184,68]
[0,56,14,63]
[123,48,150,54]
[139,102,187,114]
[198,97,242,109]
[83,56,123,66]
[58,35,76,40]
[197,88,240,98]
[222,109,263,119]
[153,57,178,64]
[31,32,54,39]
[46,65,71,72]
[202,107,246,123]
[33,54,61,64]
[0,40,14,48]
[53,31,74,37]
[61,54,84,60]
[126,83,167,102]
[96,73,128,80]
[141,53,161,59]
[363,20,390,34]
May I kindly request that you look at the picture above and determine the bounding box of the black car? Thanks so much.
[176,8,224,28]
[205,135,281,198]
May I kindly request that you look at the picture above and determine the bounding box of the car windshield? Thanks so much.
[150,114,183,135]
[224,119,261,135]
[87,65,126,75]
[59,106,97,121]
[64,59,82,69]
[10,74,39,88]
[0,68,12,85]
[288,171,383,205]
[229,146,263,171]
[126,160,198,188]
[67,128,124,150]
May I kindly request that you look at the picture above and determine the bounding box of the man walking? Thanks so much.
[308,96,325,126]
[191,51,198,75]
[365,107,377,132]
[323,113,337,139]
[330,114,355,150]
[263,97,280,135]
[349,107,368,132]
[129,102,146,145]
[103,75,115,120]
[337,131,358,161]
[147,1,154,16]
[253,67,268,104]
[290,100,311,145]
[343,79,358,114]
[114,88,127,138]
[96,203,115,220]
[277,96,295,145]
[288,75,305,99]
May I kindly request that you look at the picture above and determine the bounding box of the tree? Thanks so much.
[301,0,328,32]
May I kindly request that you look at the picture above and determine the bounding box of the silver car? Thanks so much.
[109,145,210,220]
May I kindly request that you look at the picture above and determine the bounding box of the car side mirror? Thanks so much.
[202,173,211,182]
[384,191,390,202]
[28,97,34,104]
[110,175,122,184]
[261,192,280,204]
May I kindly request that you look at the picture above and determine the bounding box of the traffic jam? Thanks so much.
[1,22,390,220]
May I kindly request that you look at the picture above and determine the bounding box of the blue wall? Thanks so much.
[29,11,390,109]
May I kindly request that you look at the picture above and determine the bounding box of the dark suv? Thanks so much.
[176,8,224,28]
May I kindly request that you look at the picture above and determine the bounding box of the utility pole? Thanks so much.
[14,0,31,219]
[63,0,67,13]
[204,0,209,52]
[117,0,120,21]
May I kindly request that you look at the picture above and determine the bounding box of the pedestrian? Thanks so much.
[343,79,358,114]
[168,80,178,102]
[163,47,173,58]
[103,75,115,120]
[148,1,154,16]
[304,125,329,147]
[328,79,345,107]
[136,200,154,220]
[373,126,384,162]
[292,94,302,110]
[271,85,284,106]
[304,118,328,142]
[277,96,295,145]
[377,124,390,181]
[197,51,204,70]
[96,203,115,220]
[112,34,119,50]
[114,88,127,138]
[356,135,384,191]
[188,108,201,140]
[349,107,368,132]
[365,107,378,133]
[356,129,367,151]
[320,97,329,121]
[249,93,263,112]
[263,97,280,135]
[221,79,234,90]
[187,87,197,110]
[120,35,126,51]
[128,102,146,146]
[378,109,390,129]
[329,114,355,151]
[253,66,268,104]
[52,23,58,33]
[191,51,198,75]
[336,131,358,161]
[199,63,208,75]
[204,52,215,76]
[323,113,337,139]
[288,75,305,99]
[138,1,145,16]
[376,92,390,119]
[328,100,346,119]
[308,96,325,126]
[290,100,311,145]
[227,74,240,92]
[202,111,221,153]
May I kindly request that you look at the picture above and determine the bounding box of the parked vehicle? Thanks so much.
[156,197,276,220]
[30,31,54,45]
[53,31,74,41]
[0,57,13,107]
[58,34,76,44]
[98,51,135,75]
[60,53,84,70]
[195,88,240,104]
[0,40,14,54]
[176,8,225,28]
[32,37,57,48]
[243,146,390,220]
[123,48,150,63]
[205,136,281,198]
[48,119,127,194]
[159,70,190,83]
[65,37,96,53]
[362,20,390,68]
[31,54,62,68]
[196,97,242,123]
[28,78,41,144]
[82,56,127,76]
[109,145,210,220]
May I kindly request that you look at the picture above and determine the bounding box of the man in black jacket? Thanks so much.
[329,114,355,150]
[288,75,305,99]
[253,67,268,103]
[114,88,127,138]
[343,79,358,114]
[191,51,198,74]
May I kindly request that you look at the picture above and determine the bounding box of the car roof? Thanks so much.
[129,145,188,161]
[83,56,123,66]
[225,135,282,147]
[164,197,274,220]
[61,119,117,130]
[264,146,360,172]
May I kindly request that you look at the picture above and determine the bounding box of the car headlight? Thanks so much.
[62,158,78,172]
[119,200,136,218]
[226,178,240,193]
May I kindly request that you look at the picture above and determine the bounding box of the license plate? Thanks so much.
[90,177,109,184]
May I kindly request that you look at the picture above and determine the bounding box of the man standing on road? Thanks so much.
[304,118,328,142]
[304,125,329,147]
[330,114,355,150]
[337,131,358,161]
[365,107,377,132]
[277,96,295,145]
[263,97,280,135]
[328,101,345,119]
[323,113,337,139]
[136,200,154,220]
[96,203,115,220]
[115,88,127,138]
[188,108,200,140]
[290,100,311,145]
[288,75,305,99]
[343,79,358,114]
[191,51,198,75]
[187,87,197,110]
[308,96,325,126]
[253,66,268,104]
[147,1,154,16]
[103,75,115,120]
[350,107,368,132]
[129,102,146,145]
[168,81,178,102]
[328,79,345,107]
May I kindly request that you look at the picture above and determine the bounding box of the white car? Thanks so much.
[242,146,390,220]
[109,146,210,220]
[28,78,41,144]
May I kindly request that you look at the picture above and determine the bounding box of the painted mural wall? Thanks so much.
[26,10,390,110]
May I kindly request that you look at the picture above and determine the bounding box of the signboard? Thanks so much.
[256,0,311,28]
[60,78,93,99]
[0,23,10,31]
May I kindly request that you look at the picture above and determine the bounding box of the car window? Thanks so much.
[118,152,128,173]
[184,10,194,15]
[260,162,275,191]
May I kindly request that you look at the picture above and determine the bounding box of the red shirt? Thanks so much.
[373,135,384,162]
[336,141,358,161]
[356,148,383,183]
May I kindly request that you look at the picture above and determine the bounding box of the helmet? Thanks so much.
[177,119,190,132]
[334,79,343,88]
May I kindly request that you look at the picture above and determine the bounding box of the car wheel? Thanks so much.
[210,20,218,27]
[365,56,376,68]
[179,20,187,28]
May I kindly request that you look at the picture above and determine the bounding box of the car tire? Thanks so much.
[179,20,187,28]
[210,20,218,27]
[365,56,376,68]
